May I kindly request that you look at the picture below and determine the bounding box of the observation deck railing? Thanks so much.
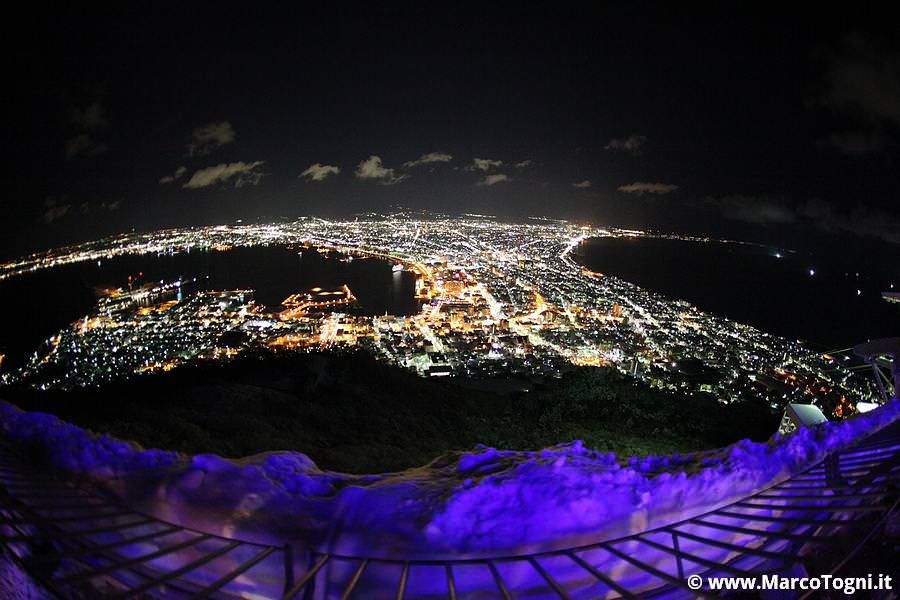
[2,413,898,599]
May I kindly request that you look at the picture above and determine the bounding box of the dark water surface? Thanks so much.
[576,237,900,350]
[0,247,417,368]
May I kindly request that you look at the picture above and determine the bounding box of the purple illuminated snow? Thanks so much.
[1,398,898,559]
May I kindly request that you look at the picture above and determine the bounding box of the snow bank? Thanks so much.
[1,398,898,560]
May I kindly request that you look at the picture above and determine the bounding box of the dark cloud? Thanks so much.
[822,34,900,125]
[717,194,900,245]
[42,197,71,224]
[65,134,107,159]
[159,166,187,184]
[815,34,900,158]
[355,156,408,185]
[617,182,678,195]
[183,161,265,189]
[403,152,453,169]
[717,194,796,224]
[187,122,236,157]
[42,196,121,224]
[604,135,647,156]
[819,131,891,156]
[65,103,109,159]
[67,103,108,131]
[300,163,341,181]
[466,158,504,172]
[799,198,900,245]
[477,173,510,186]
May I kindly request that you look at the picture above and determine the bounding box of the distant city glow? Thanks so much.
[0,215,878,414]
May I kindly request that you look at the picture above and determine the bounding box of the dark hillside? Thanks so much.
[3,350,778,473]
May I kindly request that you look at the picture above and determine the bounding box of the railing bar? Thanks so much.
[837,442,900,452]
[857,474,900,486]
[341,559,369,600]
[3,509,136,524]
[52,533,211,584]
[282,543,294,596]
[194,546,278,598]
[797,497,900,600]
[0,480,78,493]
[806,453,898,467]
[5,470,273,549]
[734,502,890,512]
[528,556,570,599]
[0,485,98,498]
[602,543,709,595]
[281,554,329,600]
[752,491,890,501]
[485,560,512,600]
[824,497,899,576]
[820,456,899,468]
[666,528,797,562]
[841,442,900,453]
[332,555,522,566]
[636,536,757,578]
[26,525,182,565]
[671,532,684,580]
[814,461,899,472]
[0,511,140,525]
[0,518,154,542]
[111,540,241,599]
[771,483,888,491]
[802,467,891,478]
[445,563,457,600]
[844,463,900,491]
[825,452,900,464]
[395,561,409,600]
[844,438,900,453]
[688,518,837,544]
[11,500,116,510]
[56,517,158,537]
[711,510,840,526]
[0,471,67,481]
[565,551,640,600]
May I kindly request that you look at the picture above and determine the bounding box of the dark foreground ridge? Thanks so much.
[4,350,777,473]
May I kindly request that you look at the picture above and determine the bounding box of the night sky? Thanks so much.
[4,5,900,264]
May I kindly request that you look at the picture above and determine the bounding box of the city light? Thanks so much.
[0,215,878,415]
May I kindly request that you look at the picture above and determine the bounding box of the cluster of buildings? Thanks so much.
[0,214,878,414]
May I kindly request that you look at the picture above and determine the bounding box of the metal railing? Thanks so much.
[1,413,898,599]
[854,338,900,404]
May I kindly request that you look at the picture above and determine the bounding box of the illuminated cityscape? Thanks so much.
[2,6,900,597]
[0,215,876,416]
